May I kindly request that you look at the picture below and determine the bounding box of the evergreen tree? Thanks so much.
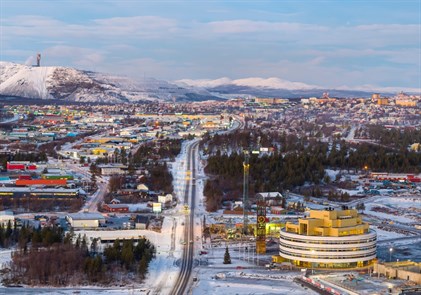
[223,246,231,264]
[91,173,97,188]
[138,255,148,279]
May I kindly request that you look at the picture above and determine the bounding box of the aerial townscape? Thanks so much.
[0,1,420,295]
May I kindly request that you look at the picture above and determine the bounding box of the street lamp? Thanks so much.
[389,248,393,262]
[363,165,369,178]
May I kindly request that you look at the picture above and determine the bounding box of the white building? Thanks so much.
[99,164,127,175]
[66,213,105,229]
[0,210,15,227]
[72,229,156,252]
[158,194,173,204]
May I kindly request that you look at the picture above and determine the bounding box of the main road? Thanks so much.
[171,117,244,294]
[172,139,199,295]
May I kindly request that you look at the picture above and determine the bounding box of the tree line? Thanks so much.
[365,125,421,150]
[2,223,155,286]
[202,130,421,211]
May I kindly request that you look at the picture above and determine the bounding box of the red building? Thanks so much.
[16,179,67,186]
[103,203,129,213]
[6,162,37,171]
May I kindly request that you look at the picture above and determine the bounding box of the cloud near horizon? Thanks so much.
[0,1,419,92]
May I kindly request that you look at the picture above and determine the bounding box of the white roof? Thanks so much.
[0,210,14,216]
[256,192,283,198]
[0,187,78,193]
[67,213,105,220]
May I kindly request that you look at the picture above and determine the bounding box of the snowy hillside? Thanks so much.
[0,62,221,103]
[175,77,418,98]
[176,77,322,90]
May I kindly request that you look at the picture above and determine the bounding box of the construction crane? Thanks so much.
[242,150,250,235]
[242,136,261,235]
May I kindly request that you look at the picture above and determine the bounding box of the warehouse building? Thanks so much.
[0,187,79,199]
[66,213,105,229]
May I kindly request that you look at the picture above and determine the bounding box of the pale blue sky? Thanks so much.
[1,0,420,89]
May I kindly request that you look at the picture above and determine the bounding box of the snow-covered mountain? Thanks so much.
[176,77,322,90]
[176,77,418,98]
[0,62,221,103]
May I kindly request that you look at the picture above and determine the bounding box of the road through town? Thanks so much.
[172,139,199,295]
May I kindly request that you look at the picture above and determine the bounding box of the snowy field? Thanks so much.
[0,249,12,274]
[193,259,313,294]
[364,195,420,224]
[370,225,408,241]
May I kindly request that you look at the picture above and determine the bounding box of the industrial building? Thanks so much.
[66,212,105,228]
[374,261,421,285]
[279,208,377,269]
[6,161,37,171]
[0,187,79,199]
[99,164,127,175]
[15,179,67,186]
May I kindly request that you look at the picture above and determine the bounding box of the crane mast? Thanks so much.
[242,150,250,235]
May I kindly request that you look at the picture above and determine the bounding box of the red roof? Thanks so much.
[16,179,67,186]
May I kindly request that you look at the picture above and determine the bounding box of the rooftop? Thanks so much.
[67,213,105,220]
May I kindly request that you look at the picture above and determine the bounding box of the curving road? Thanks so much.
[172,140,199,295]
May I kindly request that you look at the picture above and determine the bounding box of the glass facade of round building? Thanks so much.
[279,209,377,269]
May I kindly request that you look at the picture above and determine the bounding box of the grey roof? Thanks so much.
[67,213,105,220]
[0,187,79,193]
[0,210,14,216]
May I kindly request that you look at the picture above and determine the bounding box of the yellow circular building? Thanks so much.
[279,208,377,269]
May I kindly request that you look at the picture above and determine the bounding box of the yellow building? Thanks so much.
[91,148,108,155]
[255,98,288,105]
[372,93,381,102]
[395,100,417,107]
[410,143,420,152]
[377,98,389,106]
[279,208,376,269]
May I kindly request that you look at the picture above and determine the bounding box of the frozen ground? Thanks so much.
[325,169,340,182]
[193,248,312,295]
[0,249,12,274]
[365,196,420,224]
[370,225,407,241]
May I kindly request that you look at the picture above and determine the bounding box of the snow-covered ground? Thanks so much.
[325,169,340,182]
[364,195,420,224]
[370,225,408,241]
[191,240,312,295]
[0,249,12,272]
[126,203,150,212]
[141,140,194,294]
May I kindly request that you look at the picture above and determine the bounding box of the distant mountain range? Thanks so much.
[0,62,221,103]
[176,77,417,99]
[1,61,415,103]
